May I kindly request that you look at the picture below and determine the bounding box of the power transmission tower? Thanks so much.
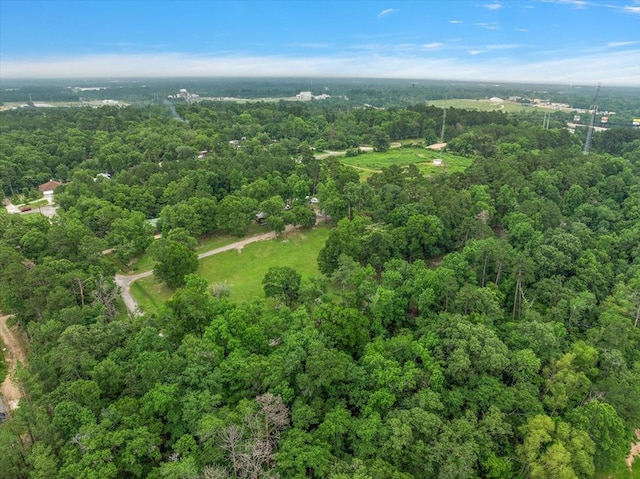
[440,107,447,143]
[583,83,601,154]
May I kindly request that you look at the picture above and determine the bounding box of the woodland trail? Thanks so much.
[0,314,26,412]
[627,429,640,469]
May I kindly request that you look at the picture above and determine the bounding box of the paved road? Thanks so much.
[115,227,294,316]
[4,201,58,218]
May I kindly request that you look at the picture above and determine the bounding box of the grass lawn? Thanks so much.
[131,277,173,313]
[131,225,331,313]
[341,147,472,178]
[110,226,271,274]
[197,225,330,303]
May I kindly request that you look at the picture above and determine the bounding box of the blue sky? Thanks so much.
[1,0,639,85]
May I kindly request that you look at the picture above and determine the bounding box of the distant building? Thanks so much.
[296,91,313,100]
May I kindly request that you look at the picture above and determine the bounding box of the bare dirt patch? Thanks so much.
[627,429,640,469]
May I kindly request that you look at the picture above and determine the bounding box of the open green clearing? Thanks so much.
[427,98,536,113]
[341,147,472,177]
[111,225,269,274]
[132,225,330,313]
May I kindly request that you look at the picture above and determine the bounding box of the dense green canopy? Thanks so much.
[1,89,639,478]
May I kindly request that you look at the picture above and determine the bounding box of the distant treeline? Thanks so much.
[2,77,639,114]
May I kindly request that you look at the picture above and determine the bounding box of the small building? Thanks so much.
[38,180,63,196]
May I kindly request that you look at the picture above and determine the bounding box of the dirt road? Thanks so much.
[627,429,640,468]
[0,314,26,411]
[116,227,294,316]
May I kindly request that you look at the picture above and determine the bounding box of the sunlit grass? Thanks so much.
[197,225,330,303]
[131,278,173,314]
[131,225,330,313]
[341,147,472,177]
[110,227,270,274]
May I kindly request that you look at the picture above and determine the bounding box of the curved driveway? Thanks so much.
[115,228,293,316]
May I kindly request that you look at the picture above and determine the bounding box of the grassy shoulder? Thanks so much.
[596,458,639,479]
[131,224,330,313]
[0,336,8,386]
[341,147,472,178]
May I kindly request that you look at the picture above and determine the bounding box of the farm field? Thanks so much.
[340,147,473,178]
[132,225,330,312]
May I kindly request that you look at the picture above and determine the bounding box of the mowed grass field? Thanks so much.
[131,225,330,313]
[341,147,472,179]
[427,98,535,114]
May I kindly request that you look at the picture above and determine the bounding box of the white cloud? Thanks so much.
[484,2,504,10]
[422,42,445,50]
[486,43,523,50]
[606,40,639,47]
[450,20,463,24]
[289,42,333,49]
[542,0,589,8]
[468,50,485,55]
[544,0,640,14]
[378,8,397,18]
[516,28,529,32]
[1,49,638,86]
[476,22,500,30]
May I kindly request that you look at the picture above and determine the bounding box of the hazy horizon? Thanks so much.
[1,0,639,86]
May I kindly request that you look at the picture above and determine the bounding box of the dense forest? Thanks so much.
[1,89,640,479]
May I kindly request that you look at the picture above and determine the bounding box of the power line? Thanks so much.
[583,83,601,154]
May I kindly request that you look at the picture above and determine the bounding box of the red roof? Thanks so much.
[38,180,63,193]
